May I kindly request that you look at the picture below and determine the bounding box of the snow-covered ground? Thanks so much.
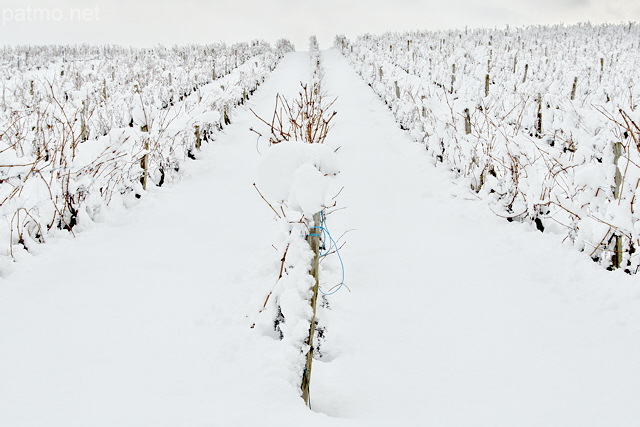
[1,50,639,427]
[338,25,640,273]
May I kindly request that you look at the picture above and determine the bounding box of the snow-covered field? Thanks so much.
[337,23,640,273]
[1,29,639,427]
[0,40,292,274]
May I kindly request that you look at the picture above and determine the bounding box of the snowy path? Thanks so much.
[1,50,639,427]
[311,50,640,426]
[0,52,314,427]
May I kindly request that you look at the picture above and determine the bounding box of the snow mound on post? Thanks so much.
[256,142,339,216]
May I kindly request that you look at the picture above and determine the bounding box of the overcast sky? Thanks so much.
[1,0,638,49]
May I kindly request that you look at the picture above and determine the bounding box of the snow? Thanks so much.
[194,110,222,124]
[257,141,339,216]
[0,48,639,427]
[0,43,290,270]
[337,24,640,272]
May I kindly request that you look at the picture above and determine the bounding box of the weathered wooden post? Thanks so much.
[523,63,529,83]
[301,211,321,406]
[195,125,201,150]
[80,100,88,142]
[485,74,490,97]
[137,82,149,191]
[464,108,472,134]
[535,93,543,136]
[614,142,623,199]
[394,80,400,98]
[451,63,456,94]
[140,137,149,191]
[570,77,578,101]
[612,141,624,269]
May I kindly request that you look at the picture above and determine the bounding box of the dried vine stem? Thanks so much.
[251,82,337,145]
[252,183,282,219]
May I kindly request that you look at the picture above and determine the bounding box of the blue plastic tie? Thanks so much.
[307,211,346,296]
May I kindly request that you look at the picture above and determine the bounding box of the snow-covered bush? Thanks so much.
[252,40,341,405]
[0,40,294,273]
[338,23,640,273]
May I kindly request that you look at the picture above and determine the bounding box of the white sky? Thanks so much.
[0,0,638,49]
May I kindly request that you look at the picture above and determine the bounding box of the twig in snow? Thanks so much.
[253,183,281,219]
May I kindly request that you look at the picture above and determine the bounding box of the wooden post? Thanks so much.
[613,142,623,199]
[451,63,456,94]
[464,108,471,134]
[80,100,87,142]
[523,63,529,83]
[536,93,542,136]
[485,74,490,97]
[301,211,321,406]
[195,125,201,150]
[394,81,400,98]
[570,77,578,101]
[612,141,624,269]
[138,77,149,190]
[140,137,149,190]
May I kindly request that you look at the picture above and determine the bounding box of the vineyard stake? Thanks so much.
[301,211,321,406]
